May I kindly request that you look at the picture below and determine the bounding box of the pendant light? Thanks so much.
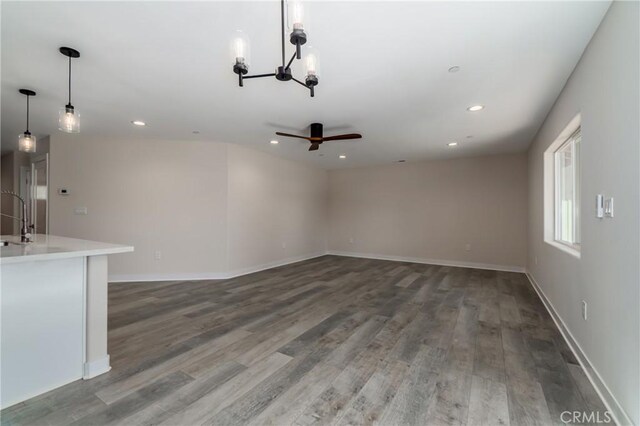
[58,47,81,133]
[18,89,37,153]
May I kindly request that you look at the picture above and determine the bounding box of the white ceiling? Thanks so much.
[1,1,610,169]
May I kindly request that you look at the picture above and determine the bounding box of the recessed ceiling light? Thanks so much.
[270,140,279,145]
[467,105,484,112]
[131,120,146,126]
[466,135,473,139]
[339,154,346,159]
[447,142,458,147]
[448,66,460,73]
[398,160,406,163]
[192,130,200,134]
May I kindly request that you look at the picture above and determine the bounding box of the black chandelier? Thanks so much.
[231,0,319,97]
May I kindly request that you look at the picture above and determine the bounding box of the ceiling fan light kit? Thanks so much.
[231,0,319,97]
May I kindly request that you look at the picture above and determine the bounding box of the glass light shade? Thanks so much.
[304,46,320,77]
[287,0,306,30]
[59,107,80,133]
[230,30,251,66]
[18,132,36,153]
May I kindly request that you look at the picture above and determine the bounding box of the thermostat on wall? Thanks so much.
[58,188,70,196]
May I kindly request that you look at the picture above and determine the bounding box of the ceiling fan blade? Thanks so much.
[276,132,312,141]
[322,133,363,141]
[308,143,320,151]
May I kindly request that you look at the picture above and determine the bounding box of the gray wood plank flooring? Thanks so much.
[0,256,610,425]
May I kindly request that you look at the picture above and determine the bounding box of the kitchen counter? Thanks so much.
[0,234,132,264]
[0,234,134,409]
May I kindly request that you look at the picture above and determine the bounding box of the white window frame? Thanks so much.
[553,129,581,250]
[543,114,581,258]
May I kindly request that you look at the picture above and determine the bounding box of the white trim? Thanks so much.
[224,252,328,278]
[81,257,87,375]
[109,271,230,283]
[83,355,111,379]
[327,250,525,273]
[108,251,328,283]
[544,239,581,259]
[544,114,582,255]
[525,272,632,426]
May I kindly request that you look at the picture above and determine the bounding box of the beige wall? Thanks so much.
[527,1,639,424]
[227,144,328,274]
[328,153,528,270]
[49,135,229,279]
[49,135,328,280]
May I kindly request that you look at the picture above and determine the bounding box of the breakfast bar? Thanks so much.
[0,235,133,409]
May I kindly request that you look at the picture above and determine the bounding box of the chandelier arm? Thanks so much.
[291,77,310,89]
[285,51,297,71]
[244,73,277,80]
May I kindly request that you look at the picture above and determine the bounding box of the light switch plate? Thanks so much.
[74,207,88,215]
[604,197,614,218]
[596,194,604,218]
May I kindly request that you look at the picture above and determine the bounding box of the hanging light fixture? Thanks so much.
[58,46,81,133]
[303,45,319,90]
[18,89,37,153]
[231,0,319,97]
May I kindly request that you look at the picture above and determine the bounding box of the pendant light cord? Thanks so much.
[68,56,72,105]
[25,95,30,133]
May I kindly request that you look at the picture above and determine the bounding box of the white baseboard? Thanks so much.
[327,250,525,273]
[525,272,632,426]
[224,252,328,278]
[109,251,523,283]
[83,355,111,379]
[109,271,230,283]
[108,252,328,283]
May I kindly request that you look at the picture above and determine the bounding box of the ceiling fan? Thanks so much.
[276,123,362,151]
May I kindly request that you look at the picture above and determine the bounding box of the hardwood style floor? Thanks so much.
[1,256,609,426]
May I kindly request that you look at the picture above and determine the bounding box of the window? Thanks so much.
[554,128,581,250]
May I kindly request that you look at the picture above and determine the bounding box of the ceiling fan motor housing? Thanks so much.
[310,122,323,140]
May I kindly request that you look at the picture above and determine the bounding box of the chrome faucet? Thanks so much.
[1,190,34,242]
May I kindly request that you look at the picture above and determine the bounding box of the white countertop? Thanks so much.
[0,235,134,265]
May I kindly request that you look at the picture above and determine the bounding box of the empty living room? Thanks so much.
[0,0,638,425]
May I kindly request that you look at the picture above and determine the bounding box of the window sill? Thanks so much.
[545,239,581,259]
